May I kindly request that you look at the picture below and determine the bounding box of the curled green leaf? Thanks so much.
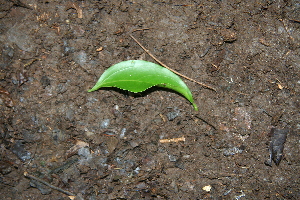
[88,60,198,110]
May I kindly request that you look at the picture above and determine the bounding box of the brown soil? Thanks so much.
[0,0,299,199]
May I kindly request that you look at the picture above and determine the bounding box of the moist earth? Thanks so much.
[0,0,300,199]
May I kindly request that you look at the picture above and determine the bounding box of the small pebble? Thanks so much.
[11,140,31,161]
[167,108,180,121]
[78,147,91,159]
[100,119,110,128]
[202,185,212,192]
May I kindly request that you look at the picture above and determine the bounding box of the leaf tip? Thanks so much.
[88,87,97,92]
[193,103,198,111]
[88,83,102,92]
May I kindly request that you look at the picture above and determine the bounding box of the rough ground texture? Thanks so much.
[0,0,299,199]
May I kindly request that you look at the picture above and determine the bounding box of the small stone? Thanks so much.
[0,161,12,175]
[167,108,180,121]
[129,140,139,148]
[78,147,91,159]
[100,119,110,128]
[40,76,51,89]
[66,109,74,121]
[11,140,31,161]
[202,185,212,192]
[168,155,177,162]
[74,50,87,67]
[223,146,244,156]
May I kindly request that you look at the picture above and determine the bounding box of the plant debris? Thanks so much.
[265,128,288,166]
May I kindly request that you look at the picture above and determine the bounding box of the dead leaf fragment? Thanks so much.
[0,87,9,95]
[259,38,270,46]
[66,140,89,158]
[96,47,103,52]
[106,137,119,154]
[265,128,288,166]
[0,88,14,107]
[220,29,237,42]
[277,83,283,90]
[65,2,83,18]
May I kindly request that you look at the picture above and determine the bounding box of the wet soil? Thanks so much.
[0,0,300,199]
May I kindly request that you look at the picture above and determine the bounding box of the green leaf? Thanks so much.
[88,60,198,111]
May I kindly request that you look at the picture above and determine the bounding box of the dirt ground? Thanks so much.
[0,0,299,199]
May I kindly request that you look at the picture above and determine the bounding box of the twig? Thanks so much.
[289,19,300,23]
[132,28,151,32]
[24,172,75,196]
[130,35,216,91]
[159,136,186,143]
